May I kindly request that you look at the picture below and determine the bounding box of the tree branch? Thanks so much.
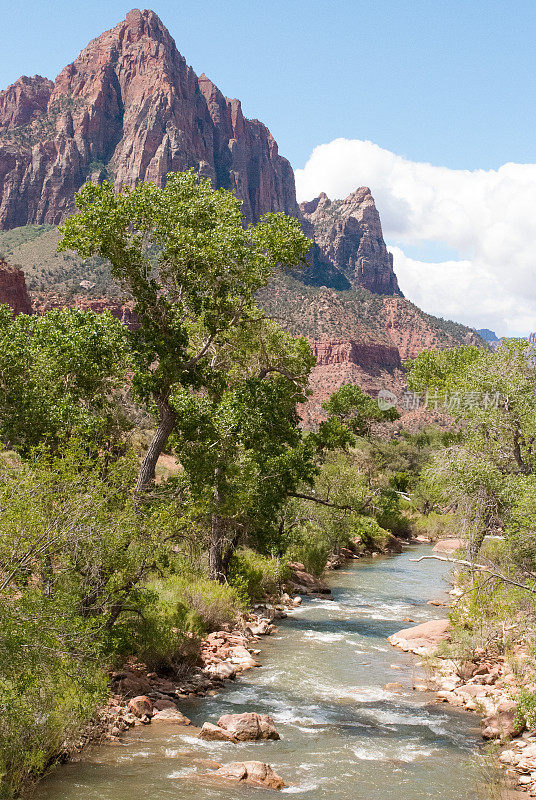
[258,365,300,384]
[288,492,352,511]
[410,554,536,595]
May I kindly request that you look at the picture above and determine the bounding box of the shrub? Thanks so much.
[352,515,390,551]
[515,689,536,730]
[228,548,290,602]
[284,526,332,577]
[411,511,456,542]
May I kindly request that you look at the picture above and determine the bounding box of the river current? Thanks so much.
[37,545,490,800]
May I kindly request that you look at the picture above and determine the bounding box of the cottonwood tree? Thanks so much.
[0,306,129,455]
[409,340,536,556]
[161,321,317,581]
[321,383,399,437]
[59,171,310,497]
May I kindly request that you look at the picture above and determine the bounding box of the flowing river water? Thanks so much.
[37,545,492,800]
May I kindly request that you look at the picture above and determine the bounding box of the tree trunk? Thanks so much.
[468,528,487,560]
[208,469,226,582]
[135,396,177,498]
[208,514,227,583]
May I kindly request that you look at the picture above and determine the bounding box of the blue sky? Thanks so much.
[1,0,536,335]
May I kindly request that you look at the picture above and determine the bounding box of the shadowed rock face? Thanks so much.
[300,189,402,296]
[0,259,32,315]
[0,9,299,228]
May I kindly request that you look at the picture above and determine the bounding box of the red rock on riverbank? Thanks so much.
[388,619,450,656]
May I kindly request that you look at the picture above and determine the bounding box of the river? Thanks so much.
[36,545,491,800]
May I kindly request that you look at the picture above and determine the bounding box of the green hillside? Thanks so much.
[0,225,118,298]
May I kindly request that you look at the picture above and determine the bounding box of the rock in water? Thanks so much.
[388,619,450,656]
[214,761,286,790]
[127,696,153,718]
[199,722,238,742]
[216,712,280,741]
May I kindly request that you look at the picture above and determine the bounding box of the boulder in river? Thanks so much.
[388,619,450,656]
[286,562,332,596]
[482,699,525,741]
[127,696,153,718]
[213,761,286,789]
[199,722,238,742]
[151,708,191,724]
[215,712,280,741]
[433,538,463,554]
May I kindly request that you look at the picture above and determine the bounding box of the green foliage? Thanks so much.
[322,383,399,436]
[0,306,130,454]
[59,170,310,409]
[515,688,536,730]
[409,341,536,556]
[228,549,290,602]
[406,345,483,393]
[351,515,390,550]
[113,571,244,669]
[0,446,151,796]
[285,529,333,576]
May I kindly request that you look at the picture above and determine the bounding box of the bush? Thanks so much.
[515,689,536,730]
[411,511,457,541]
[375,488,411,537]
[0,602,107,798]
[228,548,290,602]
[284,526,332,576]
[352,515,390,551]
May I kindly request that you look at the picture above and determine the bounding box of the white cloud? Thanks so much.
[295,139,536,336]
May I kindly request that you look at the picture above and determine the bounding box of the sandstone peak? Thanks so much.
[0,10,298,228]
[301,188,402,296]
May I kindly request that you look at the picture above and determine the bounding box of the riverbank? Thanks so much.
[387,539,536,797]
[36,543,489,800]
[67,561,334,754]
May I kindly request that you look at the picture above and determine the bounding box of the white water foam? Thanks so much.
[302,631,345,643]
[360,707,448,734]
[352,742,435,762]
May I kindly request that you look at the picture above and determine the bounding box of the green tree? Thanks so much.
[409,340,536,556]
[406,344,483,394]
[0,306,129,455]
[322,383,398,436]
[161,321,317,581]
[59,171,310,496]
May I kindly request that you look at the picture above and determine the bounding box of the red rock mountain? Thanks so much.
[0,9,298,228]
[300,190,402,296]
[0,259,32,315]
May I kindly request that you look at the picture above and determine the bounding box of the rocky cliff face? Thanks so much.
[0,259,32,315]
[32,293,138,329]
[301,339,404,426]
[0,9,298,228]
[300,189,402,296]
